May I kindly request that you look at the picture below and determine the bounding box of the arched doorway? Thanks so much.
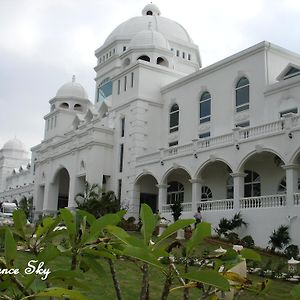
[135,174,158,213]
[240,151,284,197]
[55,168,70,210]
[163,168,192,212]
[198,160,233,201]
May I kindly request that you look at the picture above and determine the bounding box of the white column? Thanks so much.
[283,164,299,207]
[230,172,246,210]
[156,184,168,214]
[43,182,58,215]
[189,178,202,213]
[68,175,77,210]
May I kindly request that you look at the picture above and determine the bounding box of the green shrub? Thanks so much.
[269,225,290,253]
[215,218,232,237]
[215,213,247,237]
[226,232,240,244]
[284,244,299,259]
[241,235,255,248]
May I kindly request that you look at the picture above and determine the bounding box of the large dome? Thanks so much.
[56,75,88,99]
[129,29,170,49]
[3,138,27,152]
[104,4,193,47]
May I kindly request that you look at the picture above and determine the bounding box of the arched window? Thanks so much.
[169,104,179,133]
[200,92,211,123]
[244,170,260,197]
[236,77,249,112]
[97,78,112,102]
[60,102,69,109]
[167,181,184,204]
[74,104,82,111]
[226,176,234,199]
[157,57,168,67]
[146,10,153,15]
[137,55,150,62]
[201,186,212,201]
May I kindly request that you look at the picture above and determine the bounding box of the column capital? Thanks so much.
[189,178,203,184]
[230,172,247,178]
[156,184,169,189]
[282,164,300,170]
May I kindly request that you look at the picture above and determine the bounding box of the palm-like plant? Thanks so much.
[170,198,182,221]
[75,182,120,217]
[269,225,290,253]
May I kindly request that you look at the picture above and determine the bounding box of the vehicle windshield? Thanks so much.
[3,207,16,214]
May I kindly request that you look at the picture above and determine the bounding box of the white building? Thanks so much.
[1,3,300,247]
[0,138,33,202]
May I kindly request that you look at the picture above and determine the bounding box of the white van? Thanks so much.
[0,202,17,226]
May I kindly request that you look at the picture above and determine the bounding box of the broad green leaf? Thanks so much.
[31,287,88,300]
[123,245,163,269]
[116,210,127,219]
[13,209,27,239]
[107,226,144,248]
[88,213,121,242]
[152,248,169,258]
[220,249,239,262]
[82,256,106,278]
[60,209,76,242]
[36,216,60,240]
[77,209,96,225]
[223,271,252,285]
[5,228,16,266]
[106,225,131,245]
[37,245,60,263]
[240,248,261,262]
[155,219,195,247]
[183,270,230,291]
[140,204,157,245]
[186,222,211,255]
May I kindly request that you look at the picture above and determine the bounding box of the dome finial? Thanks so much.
[72,75,76,83]
[142,3,161,16]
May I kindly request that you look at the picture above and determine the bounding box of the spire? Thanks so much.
[72,75,76,83]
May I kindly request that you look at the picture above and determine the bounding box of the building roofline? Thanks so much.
[161,41,300,94]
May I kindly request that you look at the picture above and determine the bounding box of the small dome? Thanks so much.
[142,3,161,16]
[129,28,169,49]
[56,75,88,99]
[3,138,27,152]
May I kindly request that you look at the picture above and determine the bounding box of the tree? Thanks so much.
[18,196,33,220]
[170,198,182,221]
[269,225,290,253]
[76,182,120,217]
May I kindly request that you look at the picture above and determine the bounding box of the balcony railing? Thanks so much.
[197,199,234,211]
[162,202,192,213]
[239,120,284,140]
[136,117,294,166]
[294,193,300,205]
[240,194,286,209]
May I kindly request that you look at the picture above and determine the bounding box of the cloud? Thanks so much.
[0,0,299,151]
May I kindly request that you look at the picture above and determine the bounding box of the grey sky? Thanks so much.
[0,0,299,153]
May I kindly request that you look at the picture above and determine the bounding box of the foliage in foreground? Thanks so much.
[1,206,300,300]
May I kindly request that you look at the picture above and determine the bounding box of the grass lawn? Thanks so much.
[3,234,297,300]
